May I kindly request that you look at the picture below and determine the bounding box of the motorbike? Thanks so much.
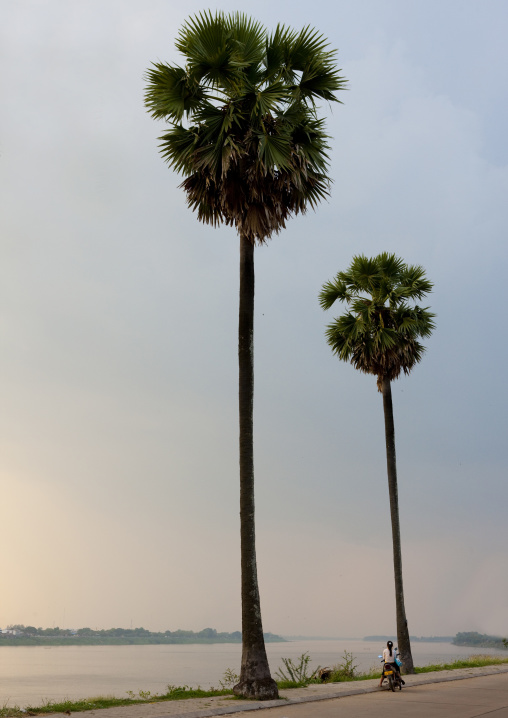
[378,651,403,691]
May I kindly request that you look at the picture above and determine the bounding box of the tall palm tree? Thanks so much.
[145,12,346,699]
[319,253,435,675]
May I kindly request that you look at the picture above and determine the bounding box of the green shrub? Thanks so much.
[328,651,359,681]
[275,653,320,687]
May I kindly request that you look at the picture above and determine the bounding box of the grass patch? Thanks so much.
[414,654,508,674]
[276,679,314,689]
[0,686,234,717]
[157,686,232,700]
[327,667,380,683]
[27,697,135,714]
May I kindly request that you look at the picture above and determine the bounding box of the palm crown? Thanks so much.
[144,11,346,243]
[320,253,436,389]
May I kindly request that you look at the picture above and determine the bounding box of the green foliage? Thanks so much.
[275,652,320,686]
[320,253,435,389]
[158,685,231,700]
[31,697,133,713]
[219,668,240,689]
[328,651,359,681]
[275,680,307,689]
[144,11,346,244]
[453,632,508,650]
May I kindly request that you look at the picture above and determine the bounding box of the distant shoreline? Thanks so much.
[363,635,454,643]
[0,628,286,647]
[0,635,286,647]
[363,633,508,651]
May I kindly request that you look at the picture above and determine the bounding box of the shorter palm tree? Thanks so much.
[319,253,435,674]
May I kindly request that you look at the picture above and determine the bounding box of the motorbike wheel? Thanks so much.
[388,675,394,692]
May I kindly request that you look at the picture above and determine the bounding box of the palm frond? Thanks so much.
[225,12,266,66]
[158,125,200,174]
[144,63,206,122]
[257,132,292,170]
[176,11,247,90]
[299,61,347,103]
[290,26,335,70]
[252,81,291,117]
[192,101,240,144]
[319,281,347,309]
[262,34,281,81]
[401,264,434,299]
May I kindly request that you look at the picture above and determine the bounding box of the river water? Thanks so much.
[1,639,506,707]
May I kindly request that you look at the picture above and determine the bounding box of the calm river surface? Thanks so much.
[1,640,506,707]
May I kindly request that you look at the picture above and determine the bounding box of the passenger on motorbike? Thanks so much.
[378,641,405,687]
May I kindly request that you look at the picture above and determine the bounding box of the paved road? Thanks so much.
[224,671,508,718]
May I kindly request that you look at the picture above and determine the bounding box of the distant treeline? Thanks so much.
[452,632,508,650]
[364,632,507,649]
[0,625,286,646]
[363,635,454,642]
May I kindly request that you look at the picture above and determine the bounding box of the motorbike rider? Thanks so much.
[378,640,405,687]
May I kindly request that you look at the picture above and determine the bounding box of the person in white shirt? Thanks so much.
[379,640,404,687]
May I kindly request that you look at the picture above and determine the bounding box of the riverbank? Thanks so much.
[2,655,507,717]
[3,640,508,708]
[2,662,508,718]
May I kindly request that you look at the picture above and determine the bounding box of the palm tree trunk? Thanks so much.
[381,377,415,674]
[233,232,278,700]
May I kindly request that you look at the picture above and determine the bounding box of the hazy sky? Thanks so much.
[1,0,507,639]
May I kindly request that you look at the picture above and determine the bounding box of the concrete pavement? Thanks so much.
[50,665,508,718]
[223,670,508,717]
